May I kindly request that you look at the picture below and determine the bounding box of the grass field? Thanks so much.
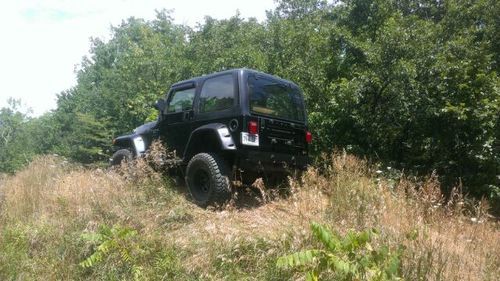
[0,153,498,280]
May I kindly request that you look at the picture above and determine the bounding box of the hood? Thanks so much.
[133,121,157,135]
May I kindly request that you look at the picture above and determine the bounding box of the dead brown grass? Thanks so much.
[0,152,498,280]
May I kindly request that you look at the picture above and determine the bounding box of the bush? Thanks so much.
[277,222,403,280]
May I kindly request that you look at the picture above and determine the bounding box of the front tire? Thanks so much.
[110,149,133,166]
[186,153,231,207]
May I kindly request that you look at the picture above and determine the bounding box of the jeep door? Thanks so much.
[158,84,196,157]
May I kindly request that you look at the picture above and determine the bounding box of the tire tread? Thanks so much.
[186,152,231,207]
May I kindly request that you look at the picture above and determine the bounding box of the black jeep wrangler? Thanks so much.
[111,69,311,207]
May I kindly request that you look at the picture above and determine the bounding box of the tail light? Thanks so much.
[306,131,312,143]
[242,120,260,146]
[248,121,258,135]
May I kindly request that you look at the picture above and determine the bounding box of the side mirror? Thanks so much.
[154,99,166,112]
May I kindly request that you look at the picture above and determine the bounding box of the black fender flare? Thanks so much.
[183,123,236,160]
[113,134,146,156]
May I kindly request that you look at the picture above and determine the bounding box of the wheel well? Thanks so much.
[184,131,234,165]
[113,138,134,155]
[185,131,220,159]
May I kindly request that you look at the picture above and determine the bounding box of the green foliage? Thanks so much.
[268,0,499,206]
[210,237,295,280]
[0,99,31,172]
[0,224,30,279]
[80,224,144,279]
[277,222,403,280]
[0,153,498,280]
[68,11,190,133]
[189,14,268,73]
[55,110,113,164]
[0,222,86,280]
[2,0,499,206]
[79,223,189,280]
[0,99,59,173]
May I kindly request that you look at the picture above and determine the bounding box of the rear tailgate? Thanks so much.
[257,116,307,154]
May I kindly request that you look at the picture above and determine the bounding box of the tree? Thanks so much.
[0,99,57,172]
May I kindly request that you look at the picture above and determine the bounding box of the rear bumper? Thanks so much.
[236,150,309,173]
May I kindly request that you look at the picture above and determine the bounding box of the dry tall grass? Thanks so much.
[0,153,498,280]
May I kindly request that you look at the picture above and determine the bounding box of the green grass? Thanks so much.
[0,154,498,280]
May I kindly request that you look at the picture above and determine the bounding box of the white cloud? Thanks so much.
[0,0,276,116]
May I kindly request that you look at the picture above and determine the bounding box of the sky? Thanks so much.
[0,0,276,116]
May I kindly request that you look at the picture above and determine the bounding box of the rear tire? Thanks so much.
[186,153,231,207]
[110,149,133,166]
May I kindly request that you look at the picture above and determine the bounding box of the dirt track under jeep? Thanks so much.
[111,69,311,207]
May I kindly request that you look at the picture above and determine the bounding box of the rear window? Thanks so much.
[248,75,305,122]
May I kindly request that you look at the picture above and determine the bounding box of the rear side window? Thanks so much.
[199,74,235,113]
[167,88,195,113]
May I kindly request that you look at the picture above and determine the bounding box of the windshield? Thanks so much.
[248,75,305,122]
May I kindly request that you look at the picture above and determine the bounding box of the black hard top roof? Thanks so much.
[171,68,299,89]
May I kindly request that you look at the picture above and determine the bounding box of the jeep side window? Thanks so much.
[167,88,195,113]
[199,74,234,113]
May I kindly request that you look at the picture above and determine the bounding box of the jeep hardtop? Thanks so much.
[111,68,311,207]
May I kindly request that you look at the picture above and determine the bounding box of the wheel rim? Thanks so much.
[192,168,211,200]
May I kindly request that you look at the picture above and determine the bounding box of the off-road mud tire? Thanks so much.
[110,149,133,166]
[186,153,231,207]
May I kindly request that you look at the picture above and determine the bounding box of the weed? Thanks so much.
[0,154,498,280]
[277,222,403,280]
